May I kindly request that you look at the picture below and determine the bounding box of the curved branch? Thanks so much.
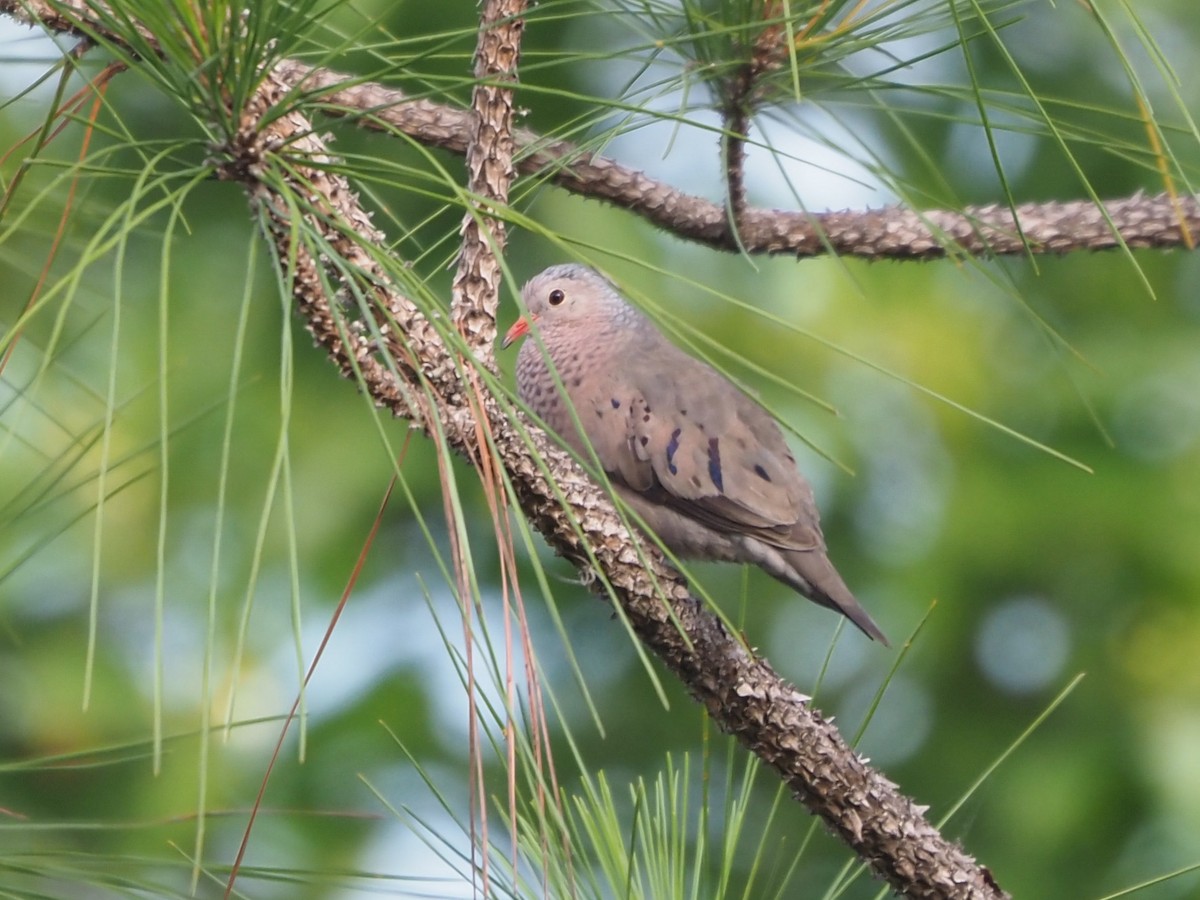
[7,0,1195,262]
[208,63,1009,900]
[270,58,1198,259]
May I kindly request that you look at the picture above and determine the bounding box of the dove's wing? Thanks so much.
[580,347,823,552]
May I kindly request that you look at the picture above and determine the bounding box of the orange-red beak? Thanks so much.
[502,315,533,349]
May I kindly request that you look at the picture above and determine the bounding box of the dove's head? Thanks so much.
[502,264,637,348]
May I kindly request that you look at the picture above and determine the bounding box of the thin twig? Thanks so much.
[721,65,753,230]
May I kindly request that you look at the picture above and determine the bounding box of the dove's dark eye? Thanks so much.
[548,289,565,306]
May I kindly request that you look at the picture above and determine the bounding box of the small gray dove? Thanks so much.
[503,264,887,644]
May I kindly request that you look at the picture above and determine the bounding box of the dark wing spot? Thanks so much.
[680,408,688,416]
[707,437,724,493]
[665,427,682,475]
[753,464,771,482]
[639,435,649,447]
[611,397,621,409]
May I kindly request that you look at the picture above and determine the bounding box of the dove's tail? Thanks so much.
[781,547,890,645]
[742,537,889,645]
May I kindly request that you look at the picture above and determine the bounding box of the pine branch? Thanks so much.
[719,2,796,235]
[9,1,1196,262]
[206,65,1007,897]
[449,0,525,346]
[720,60,752,232]
[268,57,1199,258]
